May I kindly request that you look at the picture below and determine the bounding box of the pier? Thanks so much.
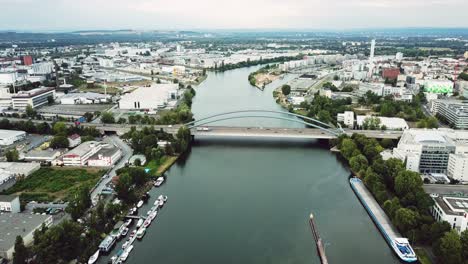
[349,178,400,241]
[309,213,329,264]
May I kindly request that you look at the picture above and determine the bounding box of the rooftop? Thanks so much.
[0,213,51,253]
[11,87,54,99]
[63,141,102,157]
[0,129,25,139]
[89,145,120,160]
[0,195,18,202]
[434,195,468,216]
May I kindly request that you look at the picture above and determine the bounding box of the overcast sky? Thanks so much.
[1,0,468,31]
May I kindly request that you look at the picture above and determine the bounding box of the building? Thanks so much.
[0,86,12,108]
[431,195,468,234]
[21,56,33,66]
[382,68,400,80]
[423,80,453,95]
[337,111,354,128]
[356,115,409,130]
[60,92,110,105]
[24,149,62,163]
[0,129,26,146]
[0,195,20,213]
[447,154,468,183]
[430,99,468,129]
[0,162,41,177]
[68,134,82,148]
[0,213,52,259]
[87,145,122,167]
[62,141,102,166]
[11,87,55,110]
[395,52,403,61]
[392,129,468,174]
[369,39,376,62]
[358,82,385,96]
[31,62,53,75]
[119,83,178,110]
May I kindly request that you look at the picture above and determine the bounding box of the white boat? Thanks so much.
[143,219,151,228]
[154,199,161,207]
[136,219,144,228]
[391,238,418,262]
[154,177,164,187]
[136,200,144,208]
[88,250,99,264]
[129,230,136,238]
[163,195,168,202]
[136,228,146,239]
[121,227,129,237]
[122,240,130,249]
[124,219,132,227]
[149,211,158,221]
[120,245,134,262]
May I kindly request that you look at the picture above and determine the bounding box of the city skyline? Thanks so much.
[1,0,468,30]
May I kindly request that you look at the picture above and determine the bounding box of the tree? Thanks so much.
[434,230,462,264]
[333,75,339,81]
[50,135,69,149]
[176,126,191,153]
[83,112,94,122]
[134,158,141,166]
[383,197,401,219]
[349,154,368,172]
[100,112,115,124]
[13,236,28,264]
[25,104,36,118]
[395,170,423,197]
[281,84,291,96]
[461,229,468,261]
[53,122,67,135]
[5,149,19,162]
[47,96,54,105]
[394,208,419,233]
[340,138,358,160]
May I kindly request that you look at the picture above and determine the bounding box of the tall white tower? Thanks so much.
[369,39,376,62]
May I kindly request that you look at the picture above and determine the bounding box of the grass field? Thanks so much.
[145,156,179,176]
[5,167,105,202]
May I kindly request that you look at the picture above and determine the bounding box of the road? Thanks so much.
[423,184,468,196]
[1,116,401,139]
[90,135,133,201]
[193,126,403,139]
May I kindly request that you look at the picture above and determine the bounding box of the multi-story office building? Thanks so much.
[430,99,468,129]
[337,111,355,128]
[431,195,468,233]
[11,87,55,110]
[392,129,468,174]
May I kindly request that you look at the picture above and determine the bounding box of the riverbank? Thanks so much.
[248,65,283,90]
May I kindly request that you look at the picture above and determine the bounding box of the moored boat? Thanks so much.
[88,250,99,264]
[136,200,144,208]
[136,228,146,239]
[154,177,165,187]
[136,219,144,228]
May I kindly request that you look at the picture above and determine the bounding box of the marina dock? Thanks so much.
[309,213,328,264]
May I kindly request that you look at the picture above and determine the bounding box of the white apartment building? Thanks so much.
[11,87,55,110]
[447,154,468,183]
[68,134,81,148]
[0,86,12,108]
[431,195,468,234]
[392,129,468,175]
[62,141,102,166]
[30,62,54,75]
[0,195,20,213]
[87,146,122,167]
[337,111,354,128]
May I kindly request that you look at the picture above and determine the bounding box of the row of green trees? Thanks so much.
[214,55,302,72]
[337,134,468,264]
[298,95,353,124]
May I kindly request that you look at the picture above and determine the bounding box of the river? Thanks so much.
[100,66,399,264]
